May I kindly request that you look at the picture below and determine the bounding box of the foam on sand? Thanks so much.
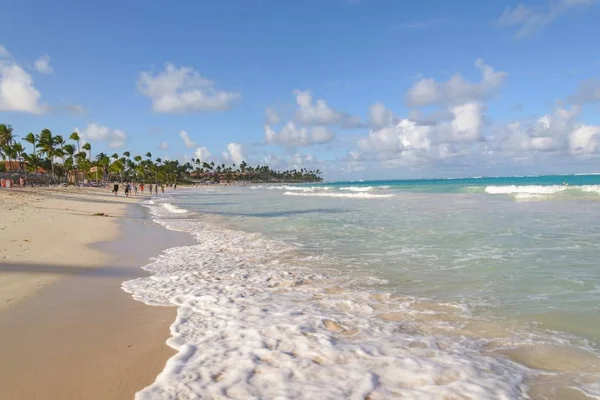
[126,196,600,399]
[122,201,541,399]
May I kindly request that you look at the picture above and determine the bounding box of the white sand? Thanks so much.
[0,186,187,399]
[0,187,133,310]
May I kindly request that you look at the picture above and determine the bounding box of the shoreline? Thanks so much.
[0,188,195,399]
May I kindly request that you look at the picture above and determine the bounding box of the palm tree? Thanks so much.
[2,122,326,184]
[96,152,110,179]
[23,153,43,173]
[23,132,37,154]
[69,132,81,153]
[75,151,88,173]
[12,142,25,171]
[0,124,15,170]
[37,129,58,177]
[63,144,76,181]
[81,142,95,181]
[82,142,91,160]
[54,135,66,170]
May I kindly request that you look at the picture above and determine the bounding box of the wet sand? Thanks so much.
[0,188,194,399]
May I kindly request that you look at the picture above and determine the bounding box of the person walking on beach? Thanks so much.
[155,184,158,195]
[140,183,144,193]
[161,184,164,194]
[148,184,152,194]
[113,182,119,196]
[124,182,130,197]
[134,184,138,195]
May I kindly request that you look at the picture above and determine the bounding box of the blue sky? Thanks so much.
[1,0,600,180]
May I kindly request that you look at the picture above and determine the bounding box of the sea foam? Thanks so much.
[121,201,537,399]
[161,203,189,214]
[339,186,373,192]
[284,191,394,199]
[485,184,600,196]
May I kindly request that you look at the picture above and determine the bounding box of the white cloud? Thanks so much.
[263,154,282,167]
[194,146,211,161]
[473,104,600,164]
[225,143,245,164]
[369,102,397,128]
[569,125,600,155]
[405,59,507,107]
[179,130,196,148]
[0,49,47,114]
[293,89,342,125]
[34,54,53,74]
[265,107,280,125]
[138,63,240,113]
[449,102,484,142]
[265,122,335,147]
[159,141,169,150]
[358,101,485,164]
[0,45,10,58]
[358,119,432,156]
[356,64,600,172]
[289,153,320,170]
[356,100,490,168]
[310,126,335,144]
[76,123,127,149]
[496,0,598,37]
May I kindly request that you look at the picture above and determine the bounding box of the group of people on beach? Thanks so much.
[112,182,174,196]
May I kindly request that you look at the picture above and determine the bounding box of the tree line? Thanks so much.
[0,124,323,184]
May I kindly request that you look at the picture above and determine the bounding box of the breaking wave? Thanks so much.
[485,185,600,196]
[125,204,531,399]
[126,195,600,399]
[161,203,189,214]
[284,191,395,199]
[339,186,374,192]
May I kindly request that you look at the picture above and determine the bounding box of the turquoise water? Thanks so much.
[133,174,600,399]
[311,173,600,193]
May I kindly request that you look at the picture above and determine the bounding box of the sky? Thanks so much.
[1,0,600,180]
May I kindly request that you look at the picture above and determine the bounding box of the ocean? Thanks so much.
[123,175,600,399]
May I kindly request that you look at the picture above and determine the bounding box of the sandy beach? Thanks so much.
[0,187,192,399]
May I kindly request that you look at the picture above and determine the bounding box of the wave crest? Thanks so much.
[284,191,394,199]
[485,185,600,196]
[161,203,189,214]
[339,186,373,192]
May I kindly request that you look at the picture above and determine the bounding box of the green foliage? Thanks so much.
[1,123,324,183]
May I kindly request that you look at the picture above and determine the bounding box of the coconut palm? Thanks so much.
[63,144,76,180]
[37,129,59,177]
[96,152,110,180]
[0,124,16,169]
[11,142,25,171]
[69,132,81,153]
[2,122,325,184]
[23,132,37,154]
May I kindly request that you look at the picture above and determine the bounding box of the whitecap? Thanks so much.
[339,186,373,192]
[161,203,189,214]
[284,191,394,199]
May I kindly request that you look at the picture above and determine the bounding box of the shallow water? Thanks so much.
[124,175,600,399]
